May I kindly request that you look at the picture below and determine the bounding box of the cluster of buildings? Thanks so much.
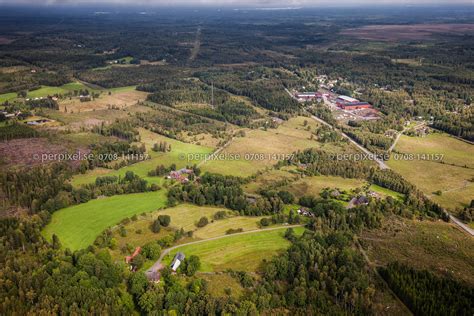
[167,168,194,183]
[297,208,315,217]
[335,95,372,110]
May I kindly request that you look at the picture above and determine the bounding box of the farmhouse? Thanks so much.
[167,168,193,183]
[297,208,315,217]
[170,252,185,271]
[348,195,369,208]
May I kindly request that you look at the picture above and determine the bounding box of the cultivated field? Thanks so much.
[201,116,347,177]
[389,133,474,209]
[164,227,305,272]
[360,217,474,286]
[341,23,474,41]
[42,190,168,250]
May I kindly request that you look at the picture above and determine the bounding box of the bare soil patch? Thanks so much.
[0,138,87,168]
[341,23,474,41]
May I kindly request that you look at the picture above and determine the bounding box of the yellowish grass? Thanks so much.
[201,116,346,177]
[59,88,147,113]
[361,217,474,286]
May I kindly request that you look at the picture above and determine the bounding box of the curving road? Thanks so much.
[145,225,304,279]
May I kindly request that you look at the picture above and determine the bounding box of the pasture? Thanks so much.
[164,226,305,272]
[201,116,346,177]
[389,132,474,209]
[42,190,168,250]
[27,82,99,98]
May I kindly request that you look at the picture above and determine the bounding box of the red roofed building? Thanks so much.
[339,102,372,110]
[125,246,141,264]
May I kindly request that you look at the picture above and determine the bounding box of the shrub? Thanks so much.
[151,219,161,233]
[196,216,209,228]
[157,215,171,227]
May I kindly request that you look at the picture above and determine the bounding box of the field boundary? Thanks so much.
[145,224,304,279]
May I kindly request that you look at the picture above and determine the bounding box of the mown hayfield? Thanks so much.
[157,204,230,231]
[42,190,168,250]
[201,116,346,177]
[389,132,474,209]
[394,133,474,168]
[193,216,267,239]
[71,129,213,186]
[108,203,284,260]
[27,82,99,98]
[283,175,366,198]
[164,227,305,272]
[58,86,146,113]
[360,217,474,286]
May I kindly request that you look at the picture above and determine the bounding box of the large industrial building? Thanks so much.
[336,95,372,110]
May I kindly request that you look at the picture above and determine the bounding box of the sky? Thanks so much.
[0,0,472,6]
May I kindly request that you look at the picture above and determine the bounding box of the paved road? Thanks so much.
[285,88,474,236]
[145,225,304,279]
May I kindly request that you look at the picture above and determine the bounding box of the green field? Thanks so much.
[42,190,167,251]
[0,92,17,103]
[369,184,405,200]
[71,129,214,187]
[165,227,305,272]
[27,82,100,98]
[389,132,474,209]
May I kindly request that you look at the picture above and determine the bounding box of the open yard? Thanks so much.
[164,226,305,272]
[71,129,214,186]
[360,217,474,286]
[42,190,168,251]
[389,132,474,209]
[201,116,348,177]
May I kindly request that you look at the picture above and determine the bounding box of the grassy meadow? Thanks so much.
[164,226,305,272]
[389,132,474,209]
[71,129,214,187]
[201,116,348,177]
[42,190,168,250]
